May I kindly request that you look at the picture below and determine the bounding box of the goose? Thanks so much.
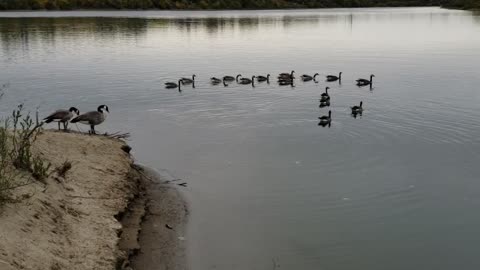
[238,76,256,85]
[43,107,80,131]
[318,110,332,123]
[257,74,270,82]
[319,87,330,102]
[235,74,242,82]
[278,70,295,79]
[356,74,375,86]
[71,105,109,135]
[300,73,319,81]
[181,74,195,84]
[211,77,222,84]
[165,79,183,90]
[223,75,238,81]
[351,101,363,114]
[326,72,342,82]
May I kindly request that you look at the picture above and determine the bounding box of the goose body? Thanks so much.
[319,87,330,102]
[238,76,256,85]
[211,77,222,84]
[71,105,109,135]
[165,79,183,90]
[319,110,332,123]
[300,73,319,82]
[278,70,295,79]
[327,72,342,82]
[257,74,270,82]
[356,74,375,86]
[181,74,196,84]
[351,101,363,114]
[44,107,80,130]
[223,75,238,81]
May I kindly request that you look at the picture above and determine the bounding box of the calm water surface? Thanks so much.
[1,7,480,270]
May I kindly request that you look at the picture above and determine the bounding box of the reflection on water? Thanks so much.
[2,7,480,270]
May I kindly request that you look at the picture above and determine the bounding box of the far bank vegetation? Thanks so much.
[1,0,478,10]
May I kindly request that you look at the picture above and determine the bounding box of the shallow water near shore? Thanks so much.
[1,7,480,270]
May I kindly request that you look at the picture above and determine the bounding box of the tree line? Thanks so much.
[0,0,478,10]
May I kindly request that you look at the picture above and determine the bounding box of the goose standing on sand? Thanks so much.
[43,107,80,131]
[300,73,319,82]
[327,72,342,82]
[181,74,196,84]
[71,105,109,135]
[356,74,375,86]
[320,87,330,102]
[165,80,183,91]
[351,101,363,114]
[257,74,270,82]
[318,110,332,127]
[278,70,295,79]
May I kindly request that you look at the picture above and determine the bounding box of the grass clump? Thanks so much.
[55,160,72,178]
[0,97,51,205]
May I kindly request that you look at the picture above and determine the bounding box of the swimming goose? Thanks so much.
[165,79,183,90]
[257,74,270,82]
[43,107,80,131]
[223,75,239,81]
[238,76,256,85]
[318,110,332,123]
[356,74,375,86]
[278,70,295,80]
[319,87,330,102]
[300,73,319,81]
[71,105,109,135]
[181,74,196,84]
[211,77,222,84]
[326,72,342,82]
[351,101,363,114]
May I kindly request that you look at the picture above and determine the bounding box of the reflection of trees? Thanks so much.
[0,18,148,54]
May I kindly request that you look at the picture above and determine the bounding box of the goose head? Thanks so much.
[97,105,109,114]
[69,107,80,116]
[325,87,330,93]
[236,74,242,81]
[360,101,363,108]
[314,73,319,77]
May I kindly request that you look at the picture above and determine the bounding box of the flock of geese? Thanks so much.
[43,105,109,134]
[42,71,374,134]
[166,71,375,127]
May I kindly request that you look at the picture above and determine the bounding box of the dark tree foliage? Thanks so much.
[0,0,478,10]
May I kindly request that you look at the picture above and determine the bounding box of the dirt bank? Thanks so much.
[0,130,187,270]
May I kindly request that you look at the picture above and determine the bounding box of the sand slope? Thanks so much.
[0,130,136,270]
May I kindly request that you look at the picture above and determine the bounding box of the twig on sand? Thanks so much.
[102,131,131,140]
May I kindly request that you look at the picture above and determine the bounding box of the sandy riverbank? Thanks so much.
[0,130,187,270]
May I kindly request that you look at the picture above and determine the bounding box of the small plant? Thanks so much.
[0,91,50,205]
[55,160,72,178]
[31,156,51,183]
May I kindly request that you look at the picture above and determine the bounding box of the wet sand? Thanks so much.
[129,166,189,270]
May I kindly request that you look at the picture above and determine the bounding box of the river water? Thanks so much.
[1,7,480,270]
